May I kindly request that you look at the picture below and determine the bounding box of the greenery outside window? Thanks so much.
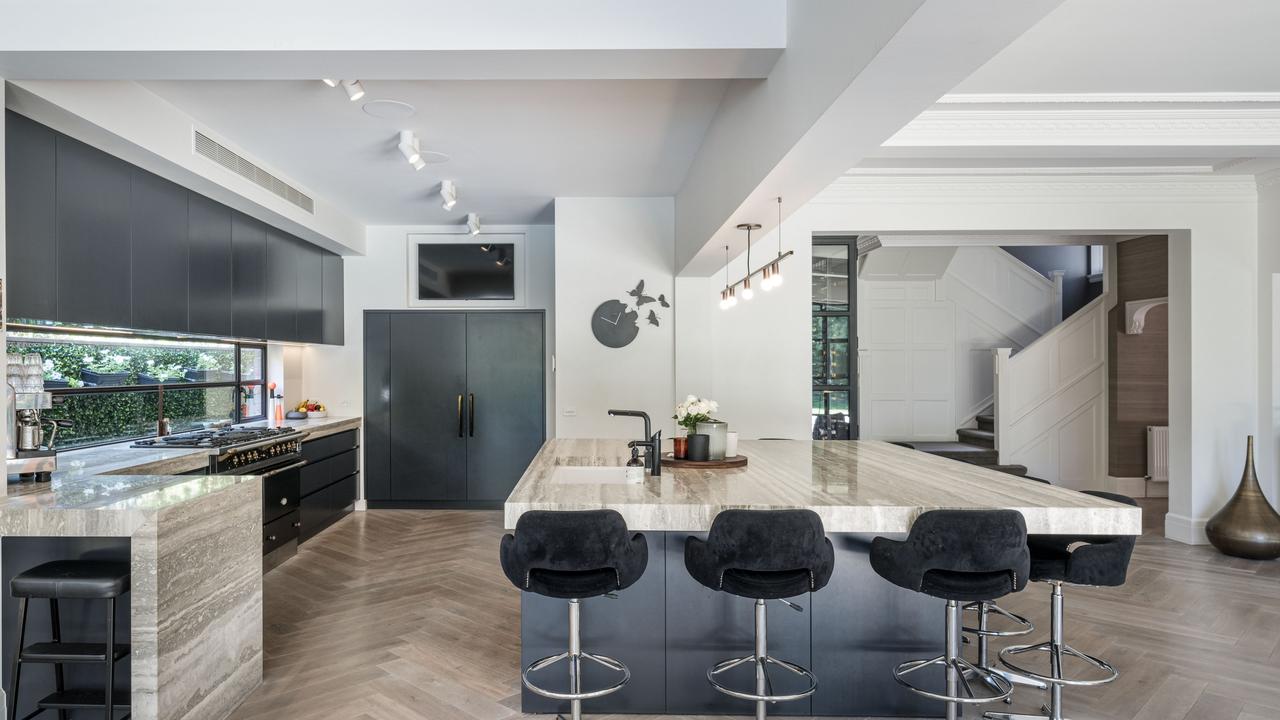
[7,331,267,450]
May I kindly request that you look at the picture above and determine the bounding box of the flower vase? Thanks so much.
[696,421,729,461]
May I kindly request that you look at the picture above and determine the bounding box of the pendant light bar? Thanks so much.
[717,202,793,310]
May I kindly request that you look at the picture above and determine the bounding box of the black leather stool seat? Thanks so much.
[1027,491,1138,587]
[871,509,1030,602]
[11,560,130,599]
[501,509,647,599]
[685,509,834,599]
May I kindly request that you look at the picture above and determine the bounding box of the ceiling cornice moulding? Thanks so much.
[885,108,1280,147]
[813,174,1258,205]
[938,92,1280,105]
[849,165,1218,177]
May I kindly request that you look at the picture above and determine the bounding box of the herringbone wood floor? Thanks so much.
[227,507,1280,720]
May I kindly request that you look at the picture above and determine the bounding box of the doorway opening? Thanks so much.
[811,238,857,439]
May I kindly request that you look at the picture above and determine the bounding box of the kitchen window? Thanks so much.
[7,330,267,450]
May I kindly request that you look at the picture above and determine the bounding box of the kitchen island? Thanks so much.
[505,439,1140,718]
[0,415,361,720]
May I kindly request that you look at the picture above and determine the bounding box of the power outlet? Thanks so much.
[562,407,577,417]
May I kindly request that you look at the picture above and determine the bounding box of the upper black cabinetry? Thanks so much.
[4,110,345,345]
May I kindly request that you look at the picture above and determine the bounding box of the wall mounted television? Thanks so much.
[406,234,526,307]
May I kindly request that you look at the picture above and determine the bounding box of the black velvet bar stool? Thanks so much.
[500,509,647,720]
[988,491,1138,720]
[684,509,834,720]
[870,509,1030,720]
[7,560,131,720]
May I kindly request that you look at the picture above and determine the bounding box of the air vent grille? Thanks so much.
[193,130,314,214]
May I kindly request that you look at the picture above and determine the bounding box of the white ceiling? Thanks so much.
[956,0,1280,94]
[143,79,730,225]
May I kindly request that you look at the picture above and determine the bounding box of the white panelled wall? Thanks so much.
[858,246,1059,442]
[681,174,1258,545]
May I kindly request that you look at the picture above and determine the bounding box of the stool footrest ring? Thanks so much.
[962,601,1036,638]
[893,655,1014,705]
[522,650,631,702]
[998,641,1118,687]
[707,654,818,703]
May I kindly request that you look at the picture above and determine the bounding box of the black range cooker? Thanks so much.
[133,425,309,569]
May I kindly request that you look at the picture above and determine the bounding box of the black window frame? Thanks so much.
[8,330,268,450]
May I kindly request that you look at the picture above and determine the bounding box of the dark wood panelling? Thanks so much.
[55,134,133,327]
[231,212,267,340]
[1108,235,1169,477]
[4,111,58,321]
[130,170,190,332]
[187,193,234,336]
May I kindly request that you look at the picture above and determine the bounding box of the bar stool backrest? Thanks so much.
[500,509,648,595]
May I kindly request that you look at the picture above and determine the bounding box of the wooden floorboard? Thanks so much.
[227,506,1280,720]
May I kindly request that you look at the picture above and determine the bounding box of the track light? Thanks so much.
[341,80,365,101]
[440,180,457,211]
[398,130,421,164]
[495,248,510,267]
[321,79,339,88]
[466,213,481,236]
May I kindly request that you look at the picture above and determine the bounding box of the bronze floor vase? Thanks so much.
[1205,436,1280,560]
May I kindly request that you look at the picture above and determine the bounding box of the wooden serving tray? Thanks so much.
[661,454,748,469]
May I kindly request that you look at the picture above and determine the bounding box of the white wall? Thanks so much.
[554,198,675,438]
[681,174,1259,545]
[0,75,7,496]
[299,224,555,499]
[1258,171,1280,505]
[675,209,812,440]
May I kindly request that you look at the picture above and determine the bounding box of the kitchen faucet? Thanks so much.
[607,409,661,476]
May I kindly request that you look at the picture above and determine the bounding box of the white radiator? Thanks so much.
[1146,426,1169,482]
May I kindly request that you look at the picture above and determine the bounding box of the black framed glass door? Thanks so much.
[812,239,857,439]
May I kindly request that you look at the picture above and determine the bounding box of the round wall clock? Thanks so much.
[591,300,640,348]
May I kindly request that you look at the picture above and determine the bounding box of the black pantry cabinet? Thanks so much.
[4,110,345,345]
[363,311,545,506]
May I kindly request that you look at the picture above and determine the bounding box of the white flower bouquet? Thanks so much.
[674,395,719,433]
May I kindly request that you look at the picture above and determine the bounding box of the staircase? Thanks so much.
[896,410,1041,480]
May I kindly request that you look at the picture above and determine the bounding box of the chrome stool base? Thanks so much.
[522,599,630,720]
[962,600,1046,703]
[989,582,1119,720]
[706,599,816,720]
[894,600,1013,720]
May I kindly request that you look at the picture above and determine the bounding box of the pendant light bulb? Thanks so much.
[761,265,773,291]
[771,260,783,287]
[741,277,754,301]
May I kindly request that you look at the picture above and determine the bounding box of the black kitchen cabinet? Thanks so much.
[4,112,346,344]
[297,430,359,543]
[364,311,545,506]
[231,212,267,340]
[130,170,190,333]
[388,312,469,501]
[322,253,344,345]
[465,313,547,501]
[56,134,133,328]
[187,193,234,337]
[265,227,298,341]
[296,238,324,343]
[5,111,57,322]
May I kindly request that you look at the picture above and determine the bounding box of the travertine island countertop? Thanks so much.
[0,415,362,720]
[505,438,1141,535]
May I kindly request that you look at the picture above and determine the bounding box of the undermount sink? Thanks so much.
[550,466,635,485]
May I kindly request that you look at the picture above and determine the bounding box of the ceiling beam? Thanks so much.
[0,0,785,80]
[674,0,1064,276]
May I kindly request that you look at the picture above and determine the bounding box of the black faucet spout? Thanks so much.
[608,409,651,441]
[611,409,660,476]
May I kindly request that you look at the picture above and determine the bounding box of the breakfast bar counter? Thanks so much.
[504,439,1141,718]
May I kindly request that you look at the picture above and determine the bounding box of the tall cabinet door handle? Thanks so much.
[457,394,464,438]
[468,393,476,437]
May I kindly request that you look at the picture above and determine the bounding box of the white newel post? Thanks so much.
[1050,270,1065,324]
[992,348,1012,466]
